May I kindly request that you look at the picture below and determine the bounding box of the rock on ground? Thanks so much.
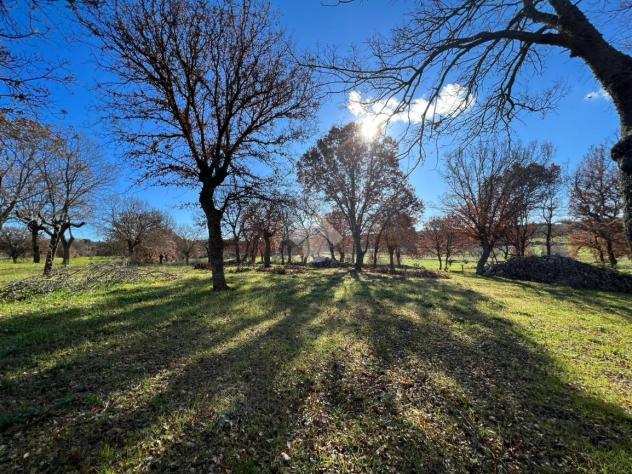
[484,256,632,293]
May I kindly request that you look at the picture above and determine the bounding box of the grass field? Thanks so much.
[0,258,631,472]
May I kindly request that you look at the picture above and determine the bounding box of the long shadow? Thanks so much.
[0,270,348,471]
[1,270,630,472]
[307,273,632,471]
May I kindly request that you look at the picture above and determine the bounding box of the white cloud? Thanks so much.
[347,84,474,139]
[584,87,611,102]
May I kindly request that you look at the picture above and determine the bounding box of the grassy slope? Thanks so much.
[0,260,630,472]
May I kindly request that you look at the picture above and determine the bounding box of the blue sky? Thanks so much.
[32,0,620,238]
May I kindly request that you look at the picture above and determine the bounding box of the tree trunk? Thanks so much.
[127,241,135,260]
[288,244,292,263]
[614,140,632,255]
[396,248,401,268]
[352,232,364,271]
[476,244,492,275]
[595,236,605,264]
[545,222,553,256]
[234,236,241,266]
[43,226,62,276]
[328,241,336,261]
[280,242,285,264]
[200,188,228,291]
[552,0,632,252]
[263,233,272,268]
[388,247,395,271]
[60,230,74,266]
[30,226,40,263]
[11,255,17,263]
[604,237,618,267]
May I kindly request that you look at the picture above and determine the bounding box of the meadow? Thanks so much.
[0,257,631,472]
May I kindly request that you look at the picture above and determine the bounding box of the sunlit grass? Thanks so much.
[0,262,630,471]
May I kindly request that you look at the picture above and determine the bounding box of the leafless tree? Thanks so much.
[220,175,272,266]
[325,209,351,263]
[0,116,51,230]
[370,183,422,267]
[0,225,29,262]
[241,193,288,268]
[298,123,408,270]
[104,199,168,263]
[0,1,75,113]
[383,211,418,270]
[443,141,545,274]
[15,189,47,263]
[420,215,464,271]
[80,0,318,290]
[39,133,108,274]
[318,0,632,251]
[502,151,560,257]
[222,199,247,266]
[175,224,201,265]
[570,145,625,267]
[540,163,564,256]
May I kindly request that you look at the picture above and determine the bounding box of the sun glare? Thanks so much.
[358,116,382,141]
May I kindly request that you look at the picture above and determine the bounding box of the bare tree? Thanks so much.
[0,1,75,113]
[420,215,464,271]
[570,145,625,267]
[540,163,564,256]
[502,155,560,257]
[242,194,286,268]
[0,117,51,230]
[222,198,247,266]
[326,209,351,263]
[0,225,29,262]
[383,212,418,270]
[220,175,272,266]
[80,0,317,290]
[443,142,544,274]
[15,189,47,263]
[371,183,422,268]
[39,133,107,274]
[319,0,632,250]
[105,199,168,263]
[298,123,407,271]
[175,224,200,265]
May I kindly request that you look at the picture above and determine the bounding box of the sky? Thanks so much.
[27,0,621,239]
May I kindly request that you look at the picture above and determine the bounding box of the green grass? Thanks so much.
[0,261,631,472]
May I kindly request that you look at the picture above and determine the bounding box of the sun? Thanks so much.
[358,115,383,141]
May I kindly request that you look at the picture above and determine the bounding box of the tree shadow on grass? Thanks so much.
[1,270,631,472]
[279,273,632,471]
[0,270,347,471]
